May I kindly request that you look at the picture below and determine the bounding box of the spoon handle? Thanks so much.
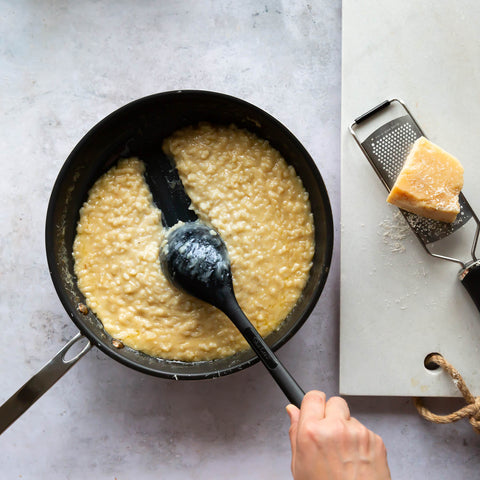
[220,295,305,408]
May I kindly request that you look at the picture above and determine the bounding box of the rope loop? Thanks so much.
[413,353,480,434]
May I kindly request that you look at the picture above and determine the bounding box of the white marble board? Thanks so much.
[340,0,480,396]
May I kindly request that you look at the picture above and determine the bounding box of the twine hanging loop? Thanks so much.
[414,353,480,434]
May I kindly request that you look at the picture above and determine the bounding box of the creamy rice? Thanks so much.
[73,123,314,361]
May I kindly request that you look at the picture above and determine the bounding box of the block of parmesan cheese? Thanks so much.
[386,137,464,223]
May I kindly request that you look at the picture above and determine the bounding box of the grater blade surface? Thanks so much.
[361,115,473,245]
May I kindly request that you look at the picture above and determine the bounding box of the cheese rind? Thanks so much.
[386,137,464,223]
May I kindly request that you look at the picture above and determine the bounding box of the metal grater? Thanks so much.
[360,113,473,245]
[349,98,480,312]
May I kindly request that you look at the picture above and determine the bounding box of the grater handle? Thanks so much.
[354,100,392,125]
[460,261,480,312]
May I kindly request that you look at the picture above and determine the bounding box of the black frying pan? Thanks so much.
[0,91,333,433]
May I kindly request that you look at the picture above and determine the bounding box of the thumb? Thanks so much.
[286,404,300,450]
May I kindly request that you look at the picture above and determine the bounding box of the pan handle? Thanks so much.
[460,260,480,312]
[0,332,91,434]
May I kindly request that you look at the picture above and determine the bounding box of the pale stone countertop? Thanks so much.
[0,1,478,479]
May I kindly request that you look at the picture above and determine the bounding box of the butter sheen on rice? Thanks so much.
[73,123,315,361]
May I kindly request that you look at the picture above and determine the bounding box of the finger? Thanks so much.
[286,405,300,473]
[297,390,326,433]
[348,417,373,456]
[287,404,300,421]
[324,396,351,420]
[286,405,300,445]
[373,432,388,458]
[286,404,300,436]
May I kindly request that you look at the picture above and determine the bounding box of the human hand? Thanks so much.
[287,391,391,480]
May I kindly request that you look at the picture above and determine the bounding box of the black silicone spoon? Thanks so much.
[143,151,305,407]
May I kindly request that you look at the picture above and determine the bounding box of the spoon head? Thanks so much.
[161,222,233,307]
